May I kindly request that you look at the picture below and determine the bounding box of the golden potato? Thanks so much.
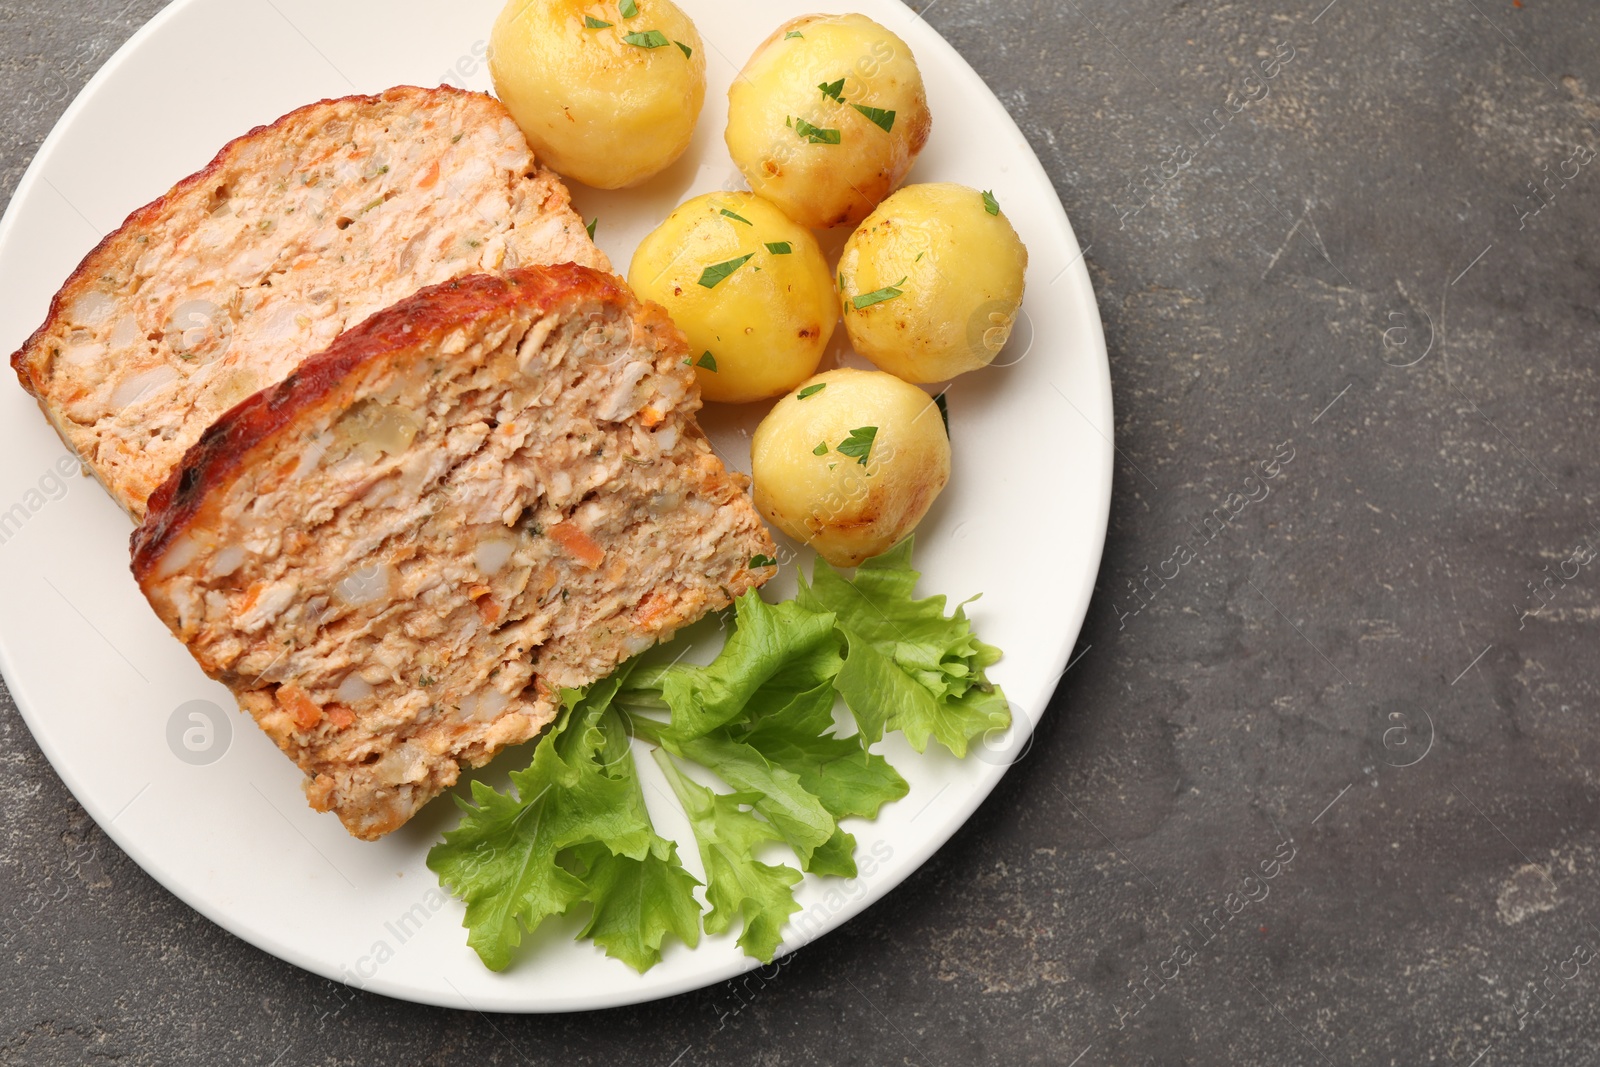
[838,183,1029,383]
[752,368,950,567]
[726,14,931,229]
[629,192,837,404]
[489,0,705,189]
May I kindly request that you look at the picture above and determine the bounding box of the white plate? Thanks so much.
[0,0,1111,1012]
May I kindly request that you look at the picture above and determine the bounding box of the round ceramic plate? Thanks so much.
[0,0,1110,1012]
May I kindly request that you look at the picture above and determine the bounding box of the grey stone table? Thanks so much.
[4,0,1598,1063]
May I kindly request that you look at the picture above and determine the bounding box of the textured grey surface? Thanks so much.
[4,0,1600,1063]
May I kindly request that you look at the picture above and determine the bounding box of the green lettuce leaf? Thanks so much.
[653,750,802,962]
[633,718,838,872]
[798,538,1010,757]
[736,680,909,822]
[625,591,840,741]
[569,839,702,973]
[805,829,862,878]
[434,539,1009,973]
[625,586,908,884]
[427,671,700,972]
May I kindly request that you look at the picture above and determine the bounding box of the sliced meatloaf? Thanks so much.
[12,85,607,521]
[131,265,777,840]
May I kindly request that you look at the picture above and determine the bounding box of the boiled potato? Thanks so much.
[726,14,932,229]
[490,0,705,189]
[629,192,836,404]
[752,368,950,567]
[838,184,1029,383]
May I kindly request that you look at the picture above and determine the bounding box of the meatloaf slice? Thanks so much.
[12,85,607,521]
[131,264,777,840]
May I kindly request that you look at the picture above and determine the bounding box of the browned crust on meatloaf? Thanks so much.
[132,267,613,573]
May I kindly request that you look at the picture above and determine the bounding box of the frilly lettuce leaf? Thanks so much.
[433,540,1005,973]
[426,669,699,972]
[798,539,1010,757]
[653,751,802,963]
[625,593,840,742]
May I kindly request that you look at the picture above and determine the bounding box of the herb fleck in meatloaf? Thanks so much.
[131,265,777,840]
[11,85,607,521]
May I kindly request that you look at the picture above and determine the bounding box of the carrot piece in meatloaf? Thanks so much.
[131,265,777,840]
